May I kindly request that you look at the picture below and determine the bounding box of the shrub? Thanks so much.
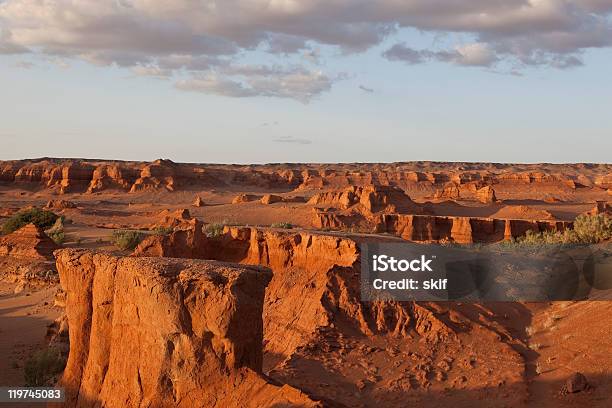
[573,213,612,243]
[205,223,225,238]
[270,222,293,229]
[24,348,66,386]
[1,208,58,235]
[47,230,65,245]
[499,214,611,249]
[111,230,146,250]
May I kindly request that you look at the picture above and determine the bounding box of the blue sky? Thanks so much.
[0,1,611,164]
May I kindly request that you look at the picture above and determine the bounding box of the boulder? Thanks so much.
[563,372,589,394]
[232,194,260,204]
[260,194,283,204]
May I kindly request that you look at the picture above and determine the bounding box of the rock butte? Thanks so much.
[54,249,324,408]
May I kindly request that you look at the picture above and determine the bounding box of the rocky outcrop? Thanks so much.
[0,224,58,259]
[308,185,421,214]
[192,196,205,207]
[232,194,261,204]
[133,226,530,406]
[434,183,460,200]
[587,200,611,216]
[45,199,77,210]
[135,219,205,259]
[260,194,283,204]
[54,249,322,408]
[151,208,194,230]
[258,194,305,205]
[476,185,497,203]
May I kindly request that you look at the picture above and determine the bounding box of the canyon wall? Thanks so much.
[54,249,323,407]
[312,211,572,244]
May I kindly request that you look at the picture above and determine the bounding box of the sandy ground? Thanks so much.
[0,282,61,386]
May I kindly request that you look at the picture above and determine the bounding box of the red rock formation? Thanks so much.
[0,224,58,260]
[54,249,323,408]
[1,159,609,196]
[135,219,205,258]
[133,226,530,406]
[152,208,193,230]
[260,194,283,204]
[586,201,611,216]
[309,185,420,214]
[45,199,77,210]
[192,195,205,207]
[232,194,261,204]
[476,185,497,203]
[434,183,460,200]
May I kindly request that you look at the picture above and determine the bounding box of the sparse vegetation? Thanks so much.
[499,214,611,249]
[1,207,59,235]
[573,213,612,243]
[47,230,65,245]
[270,222,293,229]
[45,217,65,245]
[152,226,174,235]
[111,230,146,250]
[205,223,225,238]
[24,347,66,386]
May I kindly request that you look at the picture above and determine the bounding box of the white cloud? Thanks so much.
[1,0,611,97]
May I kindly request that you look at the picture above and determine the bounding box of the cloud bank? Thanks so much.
[1,1,610,100]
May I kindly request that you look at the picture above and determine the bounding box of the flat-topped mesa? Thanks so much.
[54,249,323,408]
[0,223,58,260]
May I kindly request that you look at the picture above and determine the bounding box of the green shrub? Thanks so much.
[573,213,612,243]
[47,230,65,245]
[499,214,611,249]
[1,208,58,235]
[24,348,66,386]
[270,222,293,229]
[205,223,225,238]
[111,230,146,250]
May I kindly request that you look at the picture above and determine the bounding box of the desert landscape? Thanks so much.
[0,158,610,407]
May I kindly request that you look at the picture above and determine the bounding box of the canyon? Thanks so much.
[0,158,610,407]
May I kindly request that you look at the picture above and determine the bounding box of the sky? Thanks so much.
[0,0,611,164]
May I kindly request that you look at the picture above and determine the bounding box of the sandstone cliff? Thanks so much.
[54,249,323,408]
